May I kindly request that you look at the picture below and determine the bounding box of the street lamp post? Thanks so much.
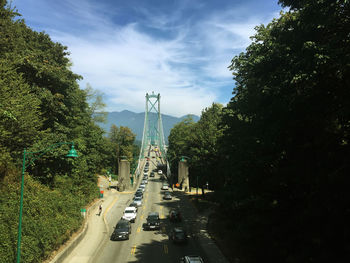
[16,142,78,263]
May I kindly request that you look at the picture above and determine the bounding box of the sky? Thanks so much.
[12,0,282,117]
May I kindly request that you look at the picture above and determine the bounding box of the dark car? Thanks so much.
[169,210,182,222]
[170,227,187,244]
[129,201,138,211]
[143,212,160,230]
[134,191,143,199]
[150,172,155,177]
[163,191,172,200]
[111,219,131,240]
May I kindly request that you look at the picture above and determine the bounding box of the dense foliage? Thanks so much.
[0,2,119,262]
[108,124,139,175]
[167,104,224,191]
[168,0,350,262]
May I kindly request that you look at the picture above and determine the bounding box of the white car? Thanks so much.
[140,184,146,190]
[180,256,204,263]
[122,206,137,222]
[161,184,169,190]
[134,196,142,207]
[158,170,163,175]
[143,172,148,176]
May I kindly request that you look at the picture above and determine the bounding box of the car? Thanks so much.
[170,227,188,244]
[144,167,149,172]
[180,255,204,263]
[143,212,160,230]
[161,184,169,190]
[140,183,146,189]
[143,172,148,176]
[122,206,137,222]
[158,170,163,175]
[169,210,182,222]
[111,219,131,240]
[163,191,172,200]
[129,201,138,211]
[133,196,142,206]
[134,191,143,199]
[150,172,155,177]
[142,179,148,184]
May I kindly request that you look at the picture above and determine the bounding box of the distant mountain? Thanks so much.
[98,110,199,143]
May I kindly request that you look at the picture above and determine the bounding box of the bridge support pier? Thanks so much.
[118,159,130,191]
[178,159,189,192]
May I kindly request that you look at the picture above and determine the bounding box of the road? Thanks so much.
[92,159,208,263]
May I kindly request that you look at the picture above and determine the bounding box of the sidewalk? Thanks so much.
[48,180,118,263]
[174,188,230,263]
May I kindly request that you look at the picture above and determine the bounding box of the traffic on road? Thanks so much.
[94,148,207,263]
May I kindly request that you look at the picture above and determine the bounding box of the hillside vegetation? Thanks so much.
[0,1,138,262]
[167,1,350,262]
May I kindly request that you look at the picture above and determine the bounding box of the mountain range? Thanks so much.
[98,110,199,143]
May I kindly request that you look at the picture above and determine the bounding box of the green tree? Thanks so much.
[219,0,350,262]
[0,2,110,262]
[167,116,196,181]
[188,103,224,192]
[108,125,136,174]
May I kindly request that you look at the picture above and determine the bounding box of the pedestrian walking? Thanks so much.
[98,204,102,216]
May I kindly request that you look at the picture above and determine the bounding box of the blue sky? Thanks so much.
[12,0,282,117]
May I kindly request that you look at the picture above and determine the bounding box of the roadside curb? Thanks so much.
[47,198,101,263]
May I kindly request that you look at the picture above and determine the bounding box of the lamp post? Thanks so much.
[16,142,78,263]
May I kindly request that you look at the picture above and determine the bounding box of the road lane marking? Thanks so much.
[163,244,168,254]
[141,214,144,219]
[137,226,141,233]
[104,196,119,217]
[131,245,136,255]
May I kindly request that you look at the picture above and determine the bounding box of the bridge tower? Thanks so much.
[135,92,168,177]
[141,92,166,157]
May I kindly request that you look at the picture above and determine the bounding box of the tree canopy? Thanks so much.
[167,0,350,262]
[0,2,118,262]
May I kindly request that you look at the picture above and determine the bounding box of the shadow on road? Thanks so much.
[127,189,212,263]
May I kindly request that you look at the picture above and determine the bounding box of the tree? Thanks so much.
[85,83,107,124]
[167,116,196,179]
[108,125,136,174]
[219,0,350,262]
[187,103,224,192]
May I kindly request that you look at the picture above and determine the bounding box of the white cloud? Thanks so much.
[14,0,281,117]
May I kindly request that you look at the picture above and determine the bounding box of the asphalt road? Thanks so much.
[91,159,207,263]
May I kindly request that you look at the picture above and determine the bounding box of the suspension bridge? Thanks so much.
[135,92,170,180]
